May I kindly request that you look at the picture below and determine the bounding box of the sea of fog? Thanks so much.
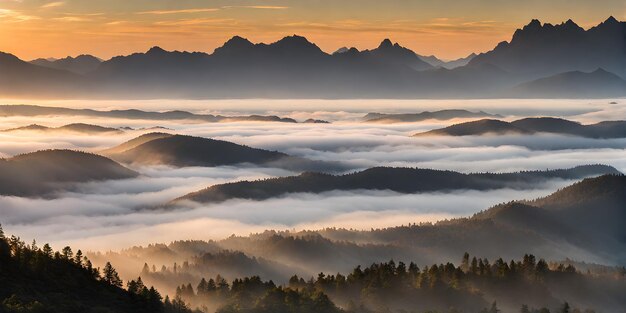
[0,98,625,251]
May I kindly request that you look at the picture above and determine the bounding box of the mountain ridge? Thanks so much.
[172,165,620,205]
[415,117,626,138]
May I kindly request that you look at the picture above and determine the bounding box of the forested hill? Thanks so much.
[0,149,138,197]
[0,225,193,313]
[173,165,619,204]
[105,133,345,172]
[415,117,626,138]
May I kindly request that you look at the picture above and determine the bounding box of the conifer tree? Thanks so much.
[103,262,123,287]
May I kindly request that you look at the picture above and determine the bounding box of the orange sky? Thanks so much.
[0,0,624,60]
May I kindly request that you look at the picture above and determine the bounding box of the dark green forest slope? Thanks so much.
[0,225,193,313]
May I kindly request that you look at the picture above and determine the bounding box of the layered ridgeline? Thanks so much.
[2,18,625,98]
[99,175,626,313]
[136,175,626,278]
[418,53,477,69]
[103,133,344,172]
[508,69,626,98]
[0,226,193,313]
[415,117,626,138]
[0,150,137,197]
[30,54,102,75]
[2,123,123,135]
[362,110,502,123]
[172,165,620,204]
[0,104,299,123]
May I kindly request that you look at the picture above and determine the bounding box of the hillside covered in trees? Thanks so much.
[173,165,619,204]
[0,224,194,313]
[173,254,625,313]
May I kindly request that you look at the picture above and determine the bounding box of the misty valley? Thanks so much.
[0,98,624,313]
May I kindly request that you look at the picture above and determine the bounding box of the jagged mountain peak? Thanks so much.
[604,16,619,25]
[378,38,394,49]
[146,46,167,54]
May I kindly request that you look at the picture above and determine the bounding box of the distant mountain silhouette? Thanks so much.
[470,17,626,79]
[0,104,297,123]
[0,150,137,197]
[419,53,477,69]
[30,54,102,75]
[105,133,345,172]
[3,123,122,134]
[362,39,433,71]
[508,68,626,98]
[363,110,502,123]
[173,165,619,204]
[0,52,84,97]
[416,117,626,138]
[2,18,625,98]
[303,118,330,124]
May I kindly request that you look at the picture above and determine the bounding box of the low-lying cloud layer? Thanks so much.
[0,98,624,252]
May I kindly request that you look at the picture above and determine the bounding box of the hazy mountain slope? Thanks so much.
[470,17,626,79]
[30,54,102,75]
[174,165,619,204]
[0,52,85,97]
[314,174,626,265]
[0,104,298,123]
[472,175,626,263]
[101,132,174,155]
[509,68,626,98]
[363,109,502,123]
[419,53,477,69]
[0,150,137,197]
[362,39,433,71]
[416,117,626,138]
[416,119,531,136]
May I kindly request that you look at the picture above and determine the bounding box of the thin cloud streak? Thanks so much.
[137,8,219,15]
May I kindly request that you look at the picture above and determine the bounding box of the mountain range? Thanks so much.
[30,54,102,75]
[1,17,624,98]
[470,17,626,80]
[415,117,626,138]
[2,123,123,135]
[0,104,300,123]
[172,165,620,205]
